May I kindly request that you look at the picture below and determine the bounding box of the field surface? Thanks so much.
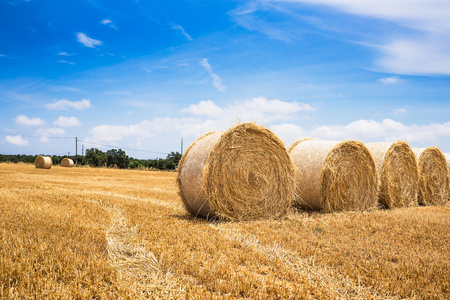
[0,163,449,299]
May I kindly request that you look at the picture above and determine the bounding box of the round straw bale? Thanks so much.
[61,158,74,167]
[177,123,295,221]
[34,156,52,169]
[444,153,450,201]
[288,139,378,212]
[412,147,449,205]
[365,141,419,208]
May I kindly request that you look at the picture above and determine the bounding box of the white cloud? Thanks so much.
[263,0,450,75]
[15,115,45,127]
[270,123,306,145]
[54,116,81,127]
[87,97,314,144]
[182,100,223,117]
[311,119,450,143]
[376,37,450,75]
[5,135,29,146]
[183,97,315,123]
[200,59,226,92]
[87,118,204,143]
[76,32,102,48]
[46,98,91,110]
[172,24,193,41]
[58,51,74,56]
[270,119,450,147]
[101,19,117,30]
[377,76,401,84]
[35,128,65,142]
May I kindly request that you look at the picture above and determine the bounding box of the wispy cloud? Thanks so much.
[253,0,450,75]
[101,19,118,30]
[46,98,91,110]
[377,76,401,84]
[54,116,81,127]
[171,24,193,41]
[5,135,29,146]
[76,32,102,48]
[15,115,46,127]
[200,59,226,92]
[58,51,74,56]
[57,60,76,65]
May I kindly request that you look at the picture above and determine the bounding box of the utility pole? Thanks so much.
[181,138,183,155]
[68,152,70,157]
[82,144,84,156]
[75,137,78,166]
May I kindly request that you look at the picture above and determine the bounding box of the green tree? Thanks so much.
[106,149,129,169]
[85,148,106,167]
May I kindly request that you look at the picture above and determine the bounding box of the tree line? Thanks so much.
[0,148,182,171]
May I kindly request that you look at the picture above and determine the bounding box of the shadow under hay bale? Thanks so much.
[413,147,449,206]
[34,156,52,169]
[177,123,294,221]
[61,158,74,167]
[366,141,419,208]
[288,139,378,212]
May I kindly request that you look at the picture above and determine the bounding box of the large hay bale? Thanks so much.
[288,139,378,212]
[34,156,52,169]
[366,141,419,208]
[444,153,450,201]
[413,147,449,205]
[61,158,74,167]
[177,123,295,221]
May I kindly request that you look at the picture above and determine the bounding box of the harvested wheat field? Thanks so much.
[0,163,449,299]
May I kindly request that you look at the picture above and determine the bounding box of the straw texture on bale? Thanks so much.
[413,147,449,206]
[177,123,295,221]
[61,158,74,167]
[366,141,419,208]
[288,139,378,212]
[34,156,52,169]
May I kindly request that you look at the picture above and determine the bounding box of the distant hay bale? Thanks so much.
[177,123,295,221]
[366,141,419,208]
[61,158,74,167]
[413,147,449,205]
[34,156,52,169]
[288,139,378,212]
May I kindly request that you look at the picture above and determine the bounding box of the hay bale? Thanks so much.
[61,158,74,167]
[177,123,294,221]
[413,147,449,205]
[444,153,450,201]
[288,139,378,212]
[34,156,52,169]
[366,141,419,208]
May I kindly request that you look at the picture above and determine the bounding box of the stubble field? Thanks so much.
[0,163,448,299]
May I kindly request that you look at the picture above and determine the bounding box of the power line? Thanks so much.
[0,130,172,156]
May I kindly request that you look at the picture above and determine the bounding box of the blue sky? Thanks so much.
[1,0,450,159]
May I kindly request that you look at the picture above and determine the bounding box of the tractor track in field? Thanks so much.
[211,224,400,300]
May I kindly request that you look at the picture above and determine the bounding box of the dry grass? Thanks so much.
[0,163,448,299]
